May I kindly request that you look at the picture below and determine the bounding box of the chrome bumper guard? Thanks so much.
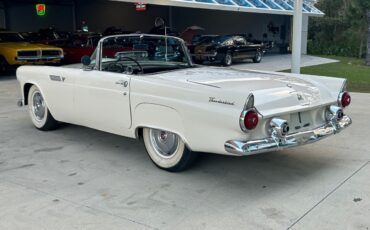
[225,115,352,155]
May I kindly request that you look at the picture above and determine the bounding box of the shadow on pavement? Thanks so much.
[0,71,16,81]
[53,123,334,194]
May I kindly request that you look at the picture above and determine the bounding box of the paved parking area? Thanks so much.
[231,54,338,72]
[0,74,369,230]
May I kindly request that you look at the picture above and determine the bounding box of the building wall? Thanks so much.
[4,1,74,32]
[75,0,169,33]
[0,2,5,29]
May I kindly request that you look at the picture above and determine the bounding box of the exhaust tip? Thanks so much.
[270,118,290,137]
[329,105,344,121]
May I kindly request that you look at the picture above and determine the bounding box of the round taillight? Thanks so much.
[244,110,259,130]
[341,92,351,108]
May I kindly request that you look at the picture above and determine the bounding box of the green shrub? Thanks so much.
[308,0,369,58]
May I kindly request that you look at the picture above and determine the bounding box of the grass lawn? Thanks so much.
[283,56,370,93]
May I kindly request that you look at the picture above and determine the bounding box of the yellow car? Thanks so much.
[0,31,64,74]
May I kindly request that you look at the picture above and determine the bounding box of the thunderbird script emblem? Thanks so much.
[209,97,235,106]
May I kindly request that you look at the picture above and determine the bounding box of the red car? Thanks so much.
[49,33,102,64]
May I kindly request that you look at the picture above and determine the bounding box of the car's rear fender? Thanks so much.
[133,103,191,148]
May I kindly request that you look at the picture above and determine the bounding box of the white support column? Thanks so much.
[301,14,309,54]
[291,0,303,74]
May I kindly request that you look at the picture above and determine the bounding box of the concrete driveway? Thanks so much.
[0,75,369,230]
[230,54,338,72]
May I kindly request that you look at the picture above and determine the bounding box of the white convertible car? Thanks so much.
[17,34,352,172]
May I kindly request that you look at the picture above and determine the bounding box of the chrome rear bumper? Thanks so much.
[225,115,352,156]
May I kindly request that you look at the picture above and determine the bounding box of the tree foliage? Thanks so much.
[308,0,370,58]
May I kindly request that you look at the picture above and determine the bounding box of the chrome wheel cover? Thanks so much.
[225,55,232,65]
[225,54,232,65]
[256,52,262,61]
[149,129,179,158]
[32,91,46,121]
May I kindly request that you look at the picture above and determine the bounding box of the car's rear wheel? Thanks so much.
[253,50,263,63]
[28,85,59,131]
[222,53,233,66]
[142,128,197,172]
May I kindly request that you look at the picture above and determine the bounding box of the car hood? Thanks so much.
[0,42,62,50]
[158,66,339,116]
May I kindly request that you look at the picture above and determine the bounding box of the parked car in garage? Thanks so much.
[0,31,64,74]
[22,28,70,44]
[192,35,264,66]
[17,34,352,172]
[191,34,218,45]
[48,32,102,64]
[234,33,275,52]
[188,34,218,53]
[103,26,134,36]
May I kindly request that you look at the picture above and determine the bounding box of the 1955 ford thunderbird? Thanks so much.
[17,34,352,172]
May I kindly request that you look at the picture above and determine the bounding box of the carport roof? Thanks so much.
[111,0,324,16]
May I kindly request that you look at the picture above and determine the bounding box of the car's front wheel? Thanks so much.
[142,128,197,172]
[222,53,233,66]
[28,85,59,131]
[253,50,263,63]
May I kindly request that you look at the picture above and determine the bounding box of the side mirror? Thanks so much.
[81,55,91,66]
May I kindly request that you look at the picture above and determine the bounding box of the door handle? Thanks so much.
[116,80,128,87]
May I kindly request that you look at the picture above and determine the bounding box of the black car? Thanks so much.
[235,33,275,52]
[191,35,263,66]
[103,27,134,36]
[21,28,71,44]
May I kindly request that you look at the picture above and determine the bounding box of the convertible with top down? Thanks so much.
[17,34,352,172]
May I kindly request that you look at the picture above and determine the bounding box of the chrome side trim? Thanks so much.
[225,115,352,156]
[191,53,218,58]
[244,93,254,110]
[340,79,348,93]
[50,75,62,82]
[187,80,221,88]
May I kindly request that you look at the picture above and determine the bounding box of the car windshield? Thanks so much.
[94,34,193,74]
[0,33,25,42]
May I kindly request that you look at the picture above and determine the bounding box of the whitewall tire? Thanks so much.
[142,128,197,172]
[222,53,233,66]
[28,85,59,131]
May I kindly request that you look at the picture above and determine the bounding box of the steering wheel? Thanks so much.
[106,63,125,73]
[118,56,143,74]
